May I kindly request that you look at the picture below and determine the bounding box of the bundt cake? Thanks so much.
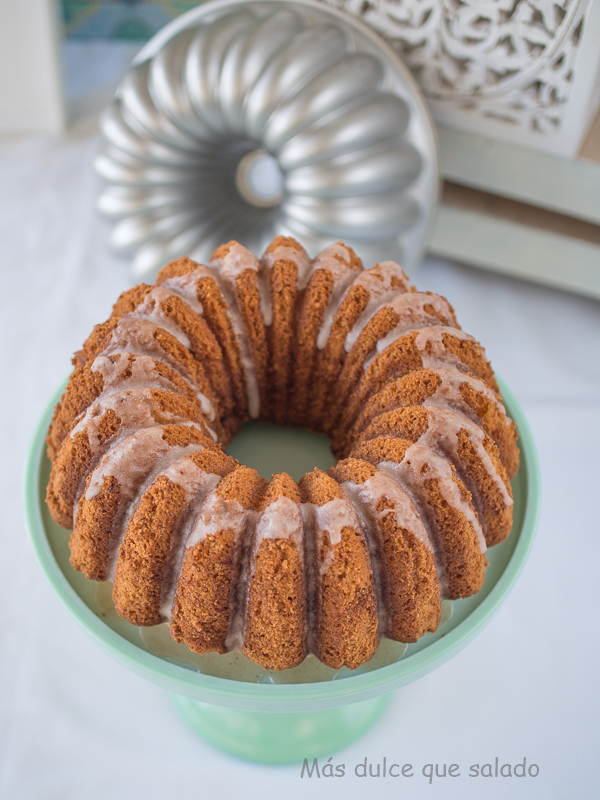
[46,237,519,672]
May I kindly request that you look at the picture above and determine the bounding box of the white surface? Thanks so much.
[0,0,65,134]
[1,42,600,800]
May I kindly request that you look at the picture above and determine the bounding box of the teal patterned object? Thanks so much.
[63,1,201,40]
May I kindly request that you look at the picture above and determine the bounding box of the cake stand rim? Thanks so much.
[24,374,540,712]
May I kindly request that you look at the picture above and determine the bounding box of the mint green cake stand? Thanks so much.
[25,377,540,764]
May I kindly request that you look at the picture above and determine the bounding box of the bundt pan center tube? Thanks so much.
[95,0,438,278]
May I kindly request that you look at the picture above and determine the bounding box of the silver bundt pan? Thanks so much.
[95,0,439,279]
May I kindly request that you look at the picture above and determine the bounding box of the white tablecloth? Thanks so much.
[1,42,599,800]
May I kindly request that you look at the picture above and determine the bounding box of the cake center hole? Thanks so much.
[235,149,283,208]
[226,422,335,482]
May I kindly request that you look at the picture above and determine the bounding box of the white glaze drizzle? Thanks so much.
[158,268,204,309]
[100,318,173,361]
[363,325,476,372]
[198,248,264,418]
[379,441,487,555]
[238,495,306,653]
[211,241,272,326]
[347,471,433,552]
[107,441,209,581]
[185,491,248,549]
[311,243,363,351]
[309,496,361,576]
[170,265,260,417]
[254,495,304,548]
[261,240,312,289]
[357,293,456,364]
[150,281,204,316]
[80,425,208,579]
[157,456,222,620]
[418,406,513,508]
[69,387,211,450]
[422,366,507,421]
[315,272,361,351]
[343,261,412,352]
[347,465,447,600]
[313,496,361,548]
[214,276,260,418]
[91,353,169,393]
[85,427,181,501]
[69,388,212,505]
[98,320,216,420]
[333,479,393,633]
[300,494,382,650]
[416,326,476,369]
[127,286,192,348]
[230,496,305,650]
[178,487,255,652]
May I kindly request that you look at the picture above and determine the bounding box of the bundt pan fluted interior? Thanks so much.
[95,0,438,279]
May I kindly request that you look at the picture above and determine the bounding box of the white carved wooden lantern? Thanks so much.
[322,0,600,300]
[322,0,600,157]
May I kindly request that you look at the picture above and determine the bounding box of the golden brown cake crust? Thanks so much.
[170,465,266,656]
[69,474,121,581]
[114,475,187,626]
[290,243,362,425]
[334,328,499,442]
[266,256,301,424]
[114,448,237,627]
[300,469,379,669]
[46,363,104,462]
[243,538,306,670]
[69,425,215,582]
[330,458,441,643]
[210,242,269,418]
[110,284,233,416]
[352,437,487,599]
[344,367,519,479]
[70,319,230,439]
[356,405,513,545]
[47,390,212,529]
[323,292,458,433]
[308,283,370,431]
[48,351,207,464]
[46,236,519,672]
[157,255,256,425]
[242,473,306,671]
[291,267,336,425]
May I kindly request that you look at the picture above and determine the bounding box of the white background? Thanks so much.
[0,42,599,800]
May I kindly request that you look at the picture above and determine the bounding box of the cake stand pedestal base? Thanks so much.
[172,693,392,764]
